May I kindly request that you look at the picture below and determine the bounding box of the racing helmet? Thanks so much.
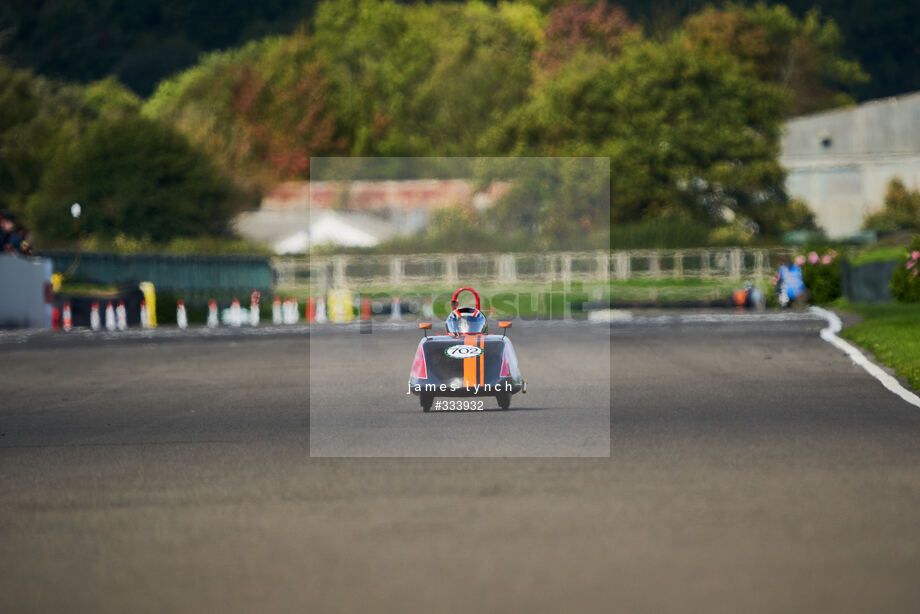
[445,307,488,335]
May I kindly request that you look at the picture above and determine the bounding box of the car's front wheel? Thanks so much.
[497,392,511,410]
[420,393,433,412]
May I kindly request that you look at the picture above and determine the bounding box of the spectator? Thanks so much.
[0,210,32,256]
[0,210,15,248]
[0,210,9,237]
[16,225,34,256]
[774,256,808,307]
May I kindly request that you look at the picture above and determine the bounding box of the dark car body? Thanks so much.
[408,332,525,410]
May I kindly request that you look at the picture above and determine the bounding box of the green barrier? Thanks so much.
[38,250,273,294]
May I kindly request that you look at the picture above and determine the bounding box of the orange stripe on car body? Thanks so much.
[463,334,476,388]
[478,334,484,386]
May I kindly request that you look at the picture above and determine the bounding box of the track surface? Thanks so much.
[310,324,610,456]
[3,317,920,613]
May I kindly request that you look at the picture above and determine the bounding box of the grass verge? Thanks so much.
[839,302,920,392]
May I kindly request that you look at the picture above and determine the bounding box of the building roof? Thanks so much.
[260,180,511,212]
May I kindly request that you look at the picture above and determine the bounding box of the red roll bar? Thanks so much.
[451,287,480,310]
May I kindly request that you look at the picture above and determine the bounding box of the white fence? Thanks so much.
[273,248,792,289]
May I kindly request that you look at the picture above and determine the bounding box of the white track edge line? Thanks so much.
[810,306,920,409]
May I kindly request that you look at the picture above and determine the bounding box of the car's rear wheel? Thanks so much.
[497,392,511,410]
[420,393,433,412]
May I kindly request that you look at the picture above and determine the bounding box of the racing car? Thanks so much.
[408,287,525,412]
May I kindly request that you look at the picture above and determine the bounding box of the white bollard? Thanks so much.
[249,290,260,326]
[272,297,282,325]
[116,300,127,331]
[62,302,72,332]
[90,301,101,331]
[315,296,327,323]
[390,296,402,321]
[230,299,242,327]
[207,299,219,328]
[176,300,188,329]
[140,300,149,329]
[105,301,116,331]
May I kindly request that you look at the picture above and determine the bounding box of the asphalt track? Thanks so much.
[2,315,920,613]
[310,323,610,456]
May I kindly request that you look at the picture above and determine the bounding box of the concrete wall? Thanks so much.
[780,91,920,237]
[0,255,52,328]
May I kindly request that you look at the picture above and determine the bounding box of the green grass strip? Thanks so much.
[840,302,920,392]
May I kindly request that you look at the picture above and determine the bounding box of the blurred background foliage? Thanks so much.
[864,179,920,235]
[0,0,910,251]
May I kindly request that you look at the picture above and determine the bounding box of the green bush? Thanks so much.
[610,217,711,249]
[799,248,841,304]
[890,235,920,302]
[864,178,920,232]
[29,115,241,243]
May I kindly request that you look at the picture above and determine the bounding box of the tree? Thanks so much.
[397,2,542,155]
[682,2,867,116]
[0,63,48,214]
[0,1,322,95]
[486,37,789,232]
[864,178,920,233]
[29,116,240,242]
[144,33,347,192]
[0,62,101,216]
[311,0,440,155]
[472,157,610,249]
[537,1,638,72]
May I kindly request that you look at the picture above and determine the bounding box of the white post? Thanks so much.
[730,248,742,281]
[561,254,572,286]
[649,253,661,278]
[272,298,282,324]
[596,251,609,281]
[390,257,404,286]
[333,256,347,288]
[116,301,127,331]
[90,302,101,331]
[105,302,116,331]
[230,299,241,327]
[207,300,219,328]
[176,300,188,330]
[315,296,327,323]
[445,255,458,284]
[249,290,260,326]
[615,252,629,280]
